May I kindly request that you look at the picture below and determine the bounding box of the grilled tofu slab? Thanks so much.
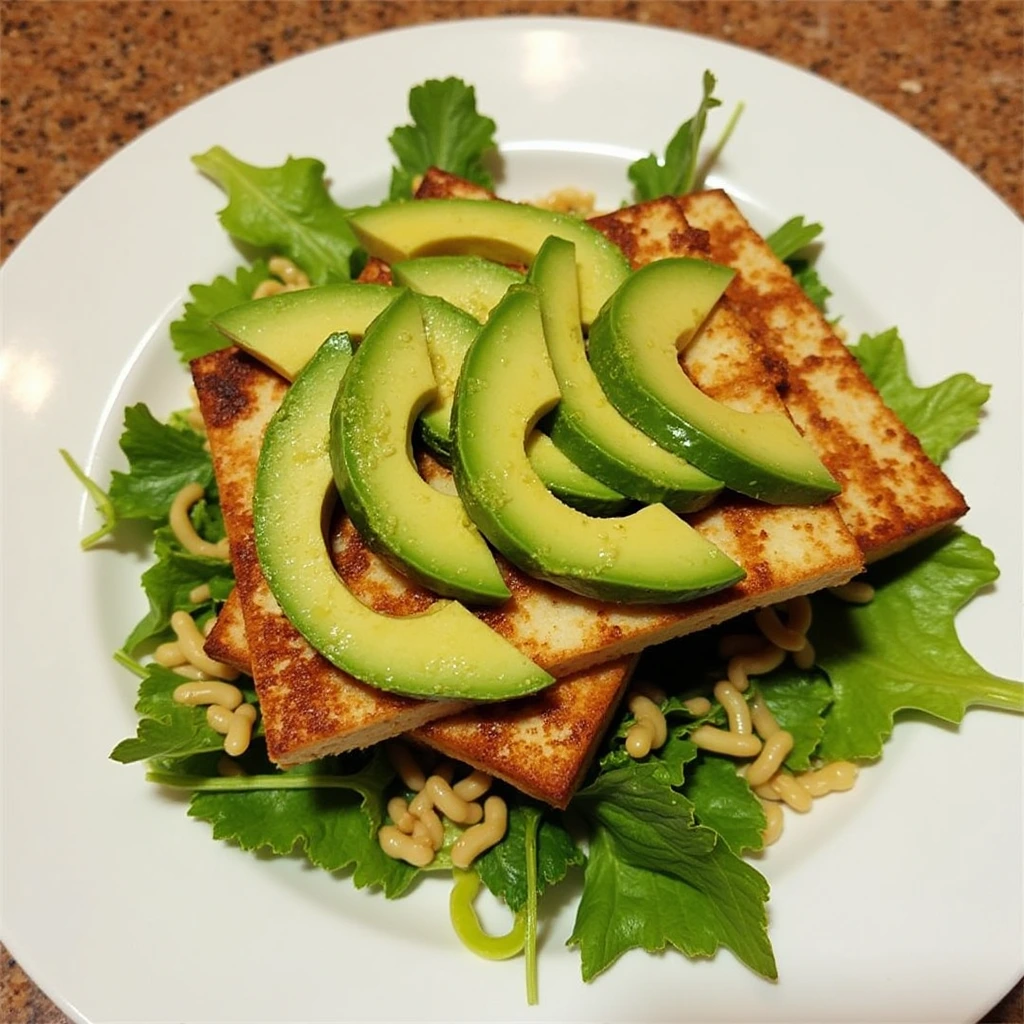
[206,591,635,807]
[192,350,469,766]
[679,190,968,560]
[198,181,870,804]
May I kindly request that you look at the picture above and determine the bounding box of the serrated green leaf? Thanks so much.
[569,763,775,981]
[475,804,583,913]
[110,665,254,764]
[169,262,271,363]
[388,77,497,199]
[850,327,990,464]
[108,404,214,521]
[187,751,414,896]
[684,754,766,854]
[789,258,832,311]
[123,523,233,653]
[813,530,1023,761]
[193,146,357,284]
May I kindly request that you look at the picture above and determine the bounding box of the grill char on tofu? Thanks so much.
[201,166,964,807]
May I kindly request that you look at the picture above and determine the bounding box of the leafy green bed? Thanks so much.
[63,74,1022,1000]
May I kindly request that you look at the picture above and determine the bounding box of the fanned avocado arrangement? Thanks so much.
[216,199,837,700]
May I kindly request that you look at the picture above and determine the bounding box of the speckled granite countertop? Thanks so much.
[1,2,1021,1021]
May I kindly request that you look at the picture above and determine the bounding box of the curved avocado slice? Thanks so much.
[213,282,396,379]
[215,280,624,513]
[330,291,509,604]
[451,286,745,604]
[348,199,630,324]
[529,236,723,514]
[403,292,630,515]
[525,433,629,516]
[254,332,553,701]
[588,258,841,505]
[392,256,523,323]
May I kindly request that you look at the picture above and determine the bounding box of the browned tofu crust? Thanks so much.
[679,190,968,560]
[199,178,880,805]
[192,348,468,767]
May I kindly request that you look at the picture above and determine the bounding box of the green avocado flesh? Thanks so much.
[382,287,629,514]
[254,332,553,701]
[392,256,523,323]
[348,199,630,324]
[451,286,745,603]
[330,291,509,604]
[525,432,629,516]
[587,258,841,505]
[214,280,620,512]
[529,237,723,514]
[213,283,395,379]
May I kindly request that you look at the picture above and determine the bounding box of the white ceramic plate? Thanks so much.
[2,17,1021,1024]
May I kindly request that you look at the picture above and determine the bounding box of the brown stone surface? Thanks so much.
[1,1,1021,1021]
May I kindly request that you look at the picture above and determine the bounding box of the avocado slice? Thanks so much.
[213,282,395,379]
[412,293,629,514]
[525,433,629,516]
[451,285,745,603]
[348,199,630,324]
[529,236,723,514]
[587,258,841,504]
[215,280,624,513]
[330,291,509,604]
[392,256,523,323]
[254,331,553,701]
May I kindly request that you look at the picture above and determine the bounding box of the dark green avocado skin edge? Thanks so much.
[328,297,509,605]
[586,298,841,507]
[451,287,746,605]
[547,410,721,515]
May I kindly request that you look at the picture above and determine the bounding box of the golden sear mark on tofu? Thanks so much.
[678,190,967,560]
[198,191,864,803]
[192,348,468,768]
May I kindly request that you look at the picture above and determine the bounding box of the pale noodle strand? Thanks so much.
[712,681,753,735]
[169,483,230,560]
[170,610,240,681]
[727,643,786,692]
[749,691,781,740]
[829,580,876,604]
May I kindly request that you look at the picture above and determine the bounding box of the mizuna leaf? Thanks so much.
[813,530,1023,761]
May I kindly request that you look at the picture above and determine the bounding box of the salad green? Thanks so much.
[66,73,1022,1003]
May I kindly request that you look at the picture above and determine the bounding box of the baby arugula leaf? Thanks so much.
[108,404,215,521]
[388,77,498,200]
[628,70,721,200]
[188,750,416,896]
[170,261,271,363]
[193,146,358,284]
[570,761,775,981]
[476,805,583,913]
[683,755,766,855]
[766,216,823,262]
[789,261,832,311]
[850,327,991,464]
[766,215,832,311]
[813,529,1024,762]
[59,449,116,549]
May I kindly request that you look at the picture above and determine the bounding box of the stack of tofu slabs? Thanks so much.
[196,169,965,808]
